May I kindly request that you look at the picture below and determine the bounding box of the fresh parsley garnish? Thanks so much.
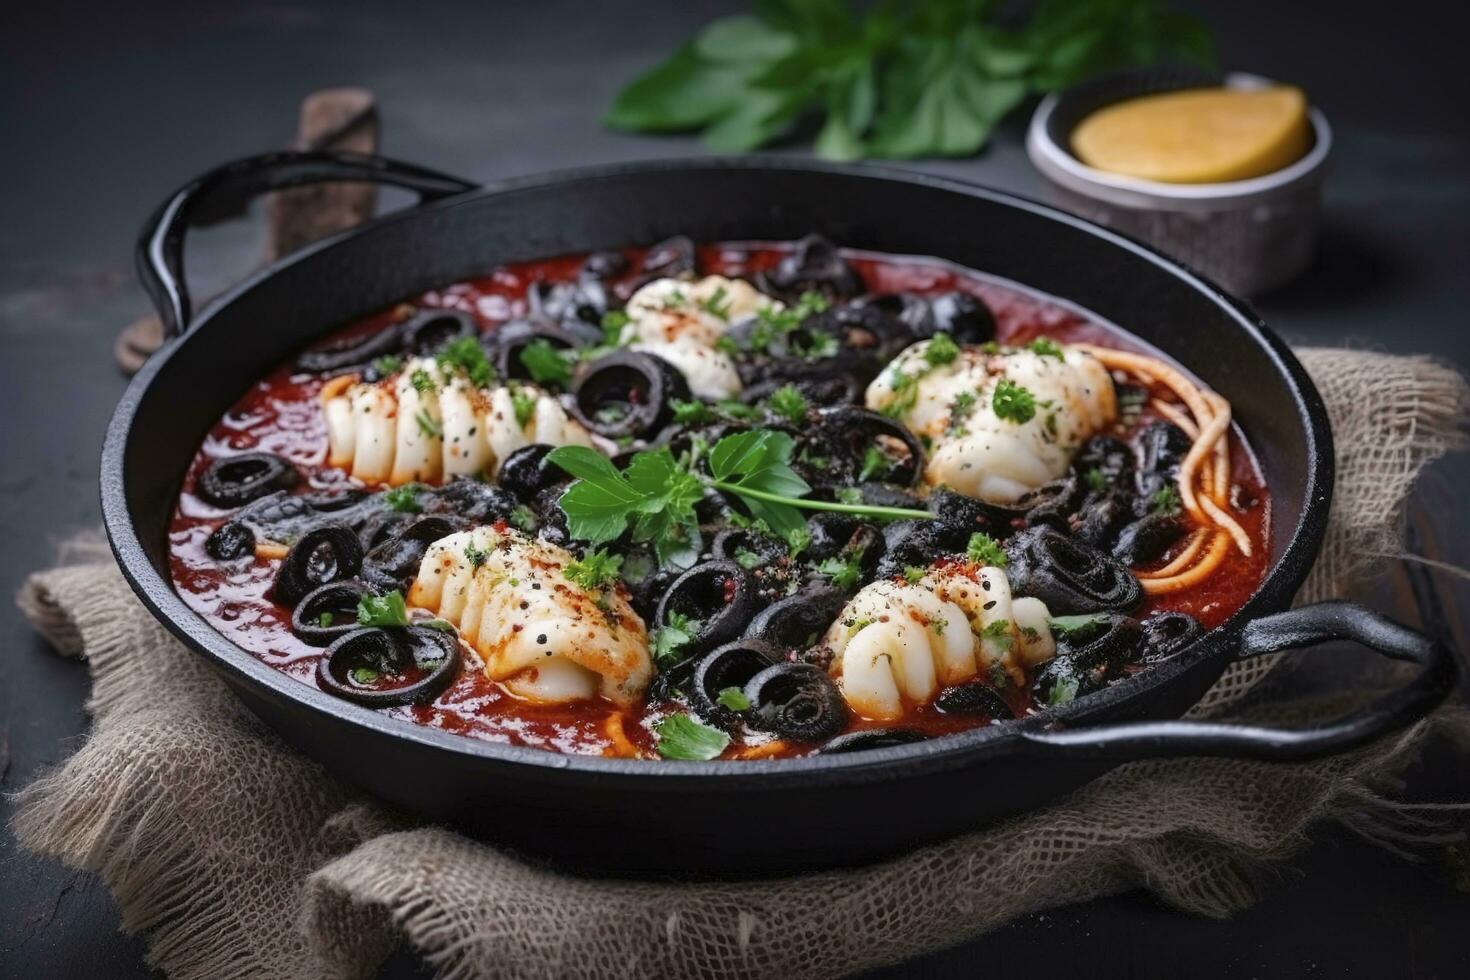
[605,1,1212,161]
[1151,485,1182,515]
[652,610,701,666]
[991,379,1036,424]
[966,532,1007,566]
[1028,337,1064,359]
[414,409,442,438]
[508,505,537,533]
[716,686,751,711]
[699,285,732,320]
[1049,613,1112,636]
[357,590,410,628]
[654,712,730,760]
[418,618,456,632]
[1046,672,1080,707]
[924,331,960,366]
[519,338,575,388]
[383,483,423,514]
[318,611,334,628]
[947,390,977,435]
[879,370,919,420]
[671,399,715,425]
[564,548,624,592]
[372,355,403,376]
[409,368,436,394]
[814,555,863,589]
[600,309,632,347]
[1084,467,1108,493]
[764,384,808,425]
[435,336,495,389]
[509,386,537,429]
[980,619,1013,649]
[859,444,890,482]
[547,431,928,563]
[463,543,489,568]
[902,565,926,584]
[746,292,830,353]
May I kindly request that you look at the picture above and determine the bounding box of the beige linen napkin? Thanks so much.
[12,348,1470,980]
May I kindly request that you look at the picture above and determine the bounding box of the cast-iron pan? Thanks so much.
[102,152,1456,875]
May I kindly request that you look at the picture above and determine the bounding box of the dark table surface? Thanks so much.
[3,1,1468,977]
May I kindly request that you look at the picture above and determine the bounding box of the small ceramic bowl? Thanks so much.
[1026,67,1332,297]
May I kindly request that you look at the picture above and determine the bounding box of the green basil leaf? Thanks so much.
[604,44,751,132]
[357,590,409,628]
[695,15,798,63]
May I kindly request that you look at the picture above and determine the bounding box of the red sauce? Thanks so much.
[168,243,1270,759]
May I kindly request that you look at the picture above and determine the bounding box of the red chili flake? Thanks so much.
[512,623,524,632]
[493,518,509,534]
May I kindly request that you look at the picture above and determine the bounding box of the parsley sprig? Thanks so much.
[547,430,928,561]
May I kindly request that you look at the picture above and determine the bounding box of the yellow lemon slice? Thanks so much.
[1071,86,1310,184]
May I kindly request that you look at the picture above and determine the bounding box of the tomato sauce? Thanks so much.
[168,243,1270,758]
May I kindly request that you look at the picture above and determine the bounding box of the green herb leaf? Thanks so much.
[372,355,403,376]
[992,378,1036,424]
[418,618,456,632]
[654,712,731,760]
[652,610,701,667]
[357,590,409,628]
[509,504,537,533]
[966,532,1007,567]
[410,368,436,394]
[318,611,334,628]
[716,686,752,711]
[1151,485,1182,516]
[671,399,715,425]
[383,483,423,514]
[903,565,926,584]
[980,618,1013,649]
[764,384,808,425]
[1085,467,1108,492]
[509,386,537,429]
[814,555,863,590]
[519,338,575,388]
[1049,613,1112,636]
[924,331,961,366]
[1028,337,1064,359]
[414,409,442,439]
[435,336,495,389]
[564,548,624,592]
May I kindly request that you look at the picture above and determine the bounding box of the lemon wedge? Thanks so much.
[1071,86,1310,184]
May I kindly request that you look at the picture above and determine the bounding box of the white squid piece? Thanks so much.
[866,341,1116,503]
[408,526,652,706]
[624,275,782,400]
[823,563,1055,721]
[320,357,593,486]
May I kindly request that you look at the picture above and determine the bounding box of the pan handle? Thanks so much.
[137,150,479,340]
[1020,601,1457,762]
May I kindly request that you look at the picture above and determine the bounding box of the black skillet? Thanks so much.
[103,152,1456,875]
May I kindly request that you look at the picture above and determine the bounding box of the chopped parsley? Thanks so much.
[418,618,456,632]
[930,615,948,635]
[434,336,495,389]
[318,611,334,628]
[947,390,977,435]
[1049,613,1111,635]
[1028,337,1064,359]
[409,368,436,394]
[463,544,489,568]
[991,378,1036,424]
[652,610,701,666]
[600,309,631,347]
[356,590,410,628]
[1084,467,1108,492]
[716,686,751,711]
[671,399,715,425]
[902,565,927,584]
[715,399,758,420]
[924,331,961,366]
[859,444,890,482]
[383,483,423,513]
[372,355,403,376]
[698,285,731,320]
[846,616,875,637]
[734,548,763,569]
[1151,485,1182,515]
[518,338,575,388]
[349,666,380,686]
[508,505,537,533]
[979,340,1001,355]
[880,370,919,419]
[564,548,624,592]
[814,555,863,589]
[980,618,1013,649]
[414,409,443,438]
[654,713,730,760]
[747,291,830,352]
[509,386,537,429]
[765,384,808,425]
[966,531,1007,567]
[835,487,864,505]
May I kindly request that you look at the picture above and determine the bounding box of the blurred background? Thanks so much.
[2,2,1467,977]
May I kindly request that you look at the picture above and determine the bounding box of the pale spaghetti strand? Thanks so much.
[1141,531,1231,594]
[1136,529,1207,580]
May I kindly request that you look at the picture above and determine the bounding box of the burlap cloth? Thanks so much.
[11,348,1470,980]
